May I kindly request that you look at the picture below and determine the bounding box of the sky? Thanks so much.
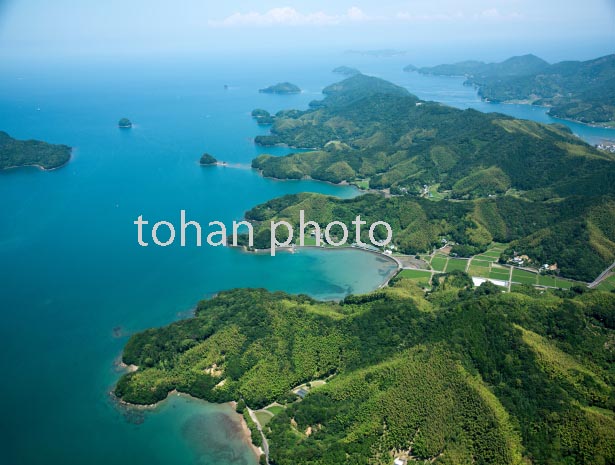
[0,0,613,63]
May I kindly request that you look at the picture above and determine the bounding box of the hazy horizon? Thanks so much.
[0,0,613,64]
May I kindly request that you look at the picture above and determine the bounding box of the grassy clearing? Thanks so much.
[470,259,492,268]
[353,179,370,190]
[446,259,469,273]
[266,405,285,415]
[255,411,274,427]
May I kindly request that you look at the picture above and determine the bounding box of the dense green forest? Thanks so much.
[115,276,615,464]
[411,54,615,125]
[251,74,614,197]
[0,130,71,170]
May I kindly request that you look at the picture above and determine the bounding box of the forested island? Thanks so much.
[0,131,71,171]
[118,118,132,128]
[199,153,218,165]
[407,54,615,126]
[259,82,301,94]
[249,74,615,282]
[332,65,361,76]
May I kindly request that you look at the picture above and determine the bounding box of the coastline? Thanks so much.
[0,148,73,172]
[113,388,263,460]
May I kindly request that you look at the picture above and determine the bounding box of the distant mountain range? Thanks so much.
[406,54,615,126]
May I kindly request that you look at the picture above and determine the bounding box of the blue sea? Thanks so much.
[1,52,613,465]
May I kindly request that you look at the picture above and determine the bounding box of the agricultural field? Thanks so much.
[512,269,538,285]
[430,255,448,272]
[398,269,432,286]
[597,274,615,292]
[445,258,469,272]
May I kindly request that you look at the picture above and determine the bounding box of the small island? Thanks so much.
[199,153,218,166]
[332,66,361,76]
[251,109,275,125]
[118,118,132,128]
[0,130,71,171]
[258,82,301,94]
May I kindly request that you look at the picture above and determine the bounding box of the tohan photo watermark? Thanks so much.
[134,210,393,256]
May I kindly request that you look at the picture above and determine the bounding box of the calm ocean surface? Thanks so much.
[1,53,612,465]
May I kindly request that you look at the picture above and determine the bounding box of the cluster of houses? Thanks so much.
[596,142,615,153]
[510,254,530,266]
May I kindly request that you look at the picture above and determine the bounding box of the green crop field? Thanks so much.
[468,265,489,277]
[430,256,447,272]
[473,254,499,263]
[470,259,492,267]
[597,274,615,291]
[446,259,469,272]
[489,270,510,280]
[537,275,558,287]
[399,269,432,285]
[512,269,537,285]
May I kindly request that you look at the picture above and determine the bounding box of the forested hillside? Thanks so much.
[115,278,615,464]
[412,54,615,125]
[252,75,614,197]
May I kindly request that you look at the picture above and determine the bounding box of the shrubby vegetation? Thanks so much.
[413,54,615,125]
[115,276,615,464]
[0,130,71,170]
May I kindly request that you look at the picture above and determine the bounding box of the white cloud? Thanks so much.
[208,6,374,28]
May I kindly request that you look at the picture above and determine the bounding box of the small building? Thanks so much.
[394,458,407,465]
[296,388,308,398]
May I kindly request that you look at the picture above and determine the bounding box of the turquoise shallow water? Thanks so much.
[0,54,613,465]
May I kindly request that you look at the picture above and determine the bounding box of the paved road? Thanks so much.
[248,408,269,463]
[589,261,615,288]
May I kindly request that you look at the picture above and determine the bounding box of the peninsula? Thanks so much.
[0,130,71,171]
[251,74,615,282]
[116,280,615,465]
[408,54,615,126]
